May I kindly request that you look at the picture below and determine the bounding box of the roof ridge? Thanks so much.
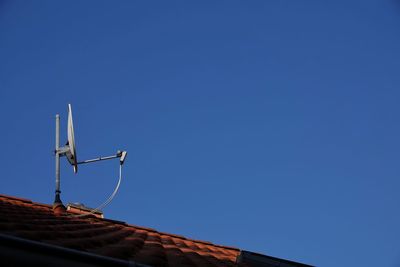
[0,194,33,203]
[124,222,240,252]
[0,194,54,210]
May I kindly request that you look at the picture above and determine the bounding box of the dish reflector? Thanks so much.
[66,104,78,173]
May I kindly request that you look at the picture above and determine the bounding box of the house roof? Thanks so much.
[0,194,242,267]
[0,194,311,267]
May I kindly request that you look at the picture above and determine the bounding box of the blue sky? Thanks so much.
[1,1,400,266]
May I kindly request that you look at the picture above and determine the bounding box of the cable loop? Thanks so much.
[67,164,123,218]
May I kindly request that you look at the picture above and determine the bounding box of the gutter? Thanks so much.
[237,250,314,267]
[0,233,152,267]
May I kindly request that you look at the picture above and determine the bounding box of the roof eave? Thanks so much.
[0,233,151,267]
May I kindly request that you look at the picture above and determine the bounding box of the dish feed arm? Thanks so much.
[76,150,127,165]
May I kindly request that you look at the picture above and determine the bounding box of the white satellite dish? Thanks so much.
[66,104,78,173]
[53,103,128,214]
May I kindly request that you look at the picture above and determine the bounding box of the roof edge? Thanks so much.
[0,233,152,267]
[237,250,314,267]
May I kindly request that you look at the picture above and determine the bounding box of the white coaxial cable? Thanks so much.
[68,164,123,218]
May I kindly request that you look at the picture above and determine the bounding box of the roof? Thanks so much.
[0,194,241,267]
[0,194,312,267]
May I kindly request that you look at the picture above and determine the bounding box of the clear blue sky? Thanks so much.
[1,1,399,266]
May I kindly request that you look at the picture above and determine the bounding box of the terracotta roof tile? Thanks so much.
[0,194,242,267]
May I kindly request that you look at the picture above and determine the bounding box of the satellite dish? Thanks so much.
[66,104,78,173]
[53,103,127,214]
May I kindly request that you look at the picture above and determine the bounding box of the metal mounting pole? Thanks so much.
[54,114,62,205]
